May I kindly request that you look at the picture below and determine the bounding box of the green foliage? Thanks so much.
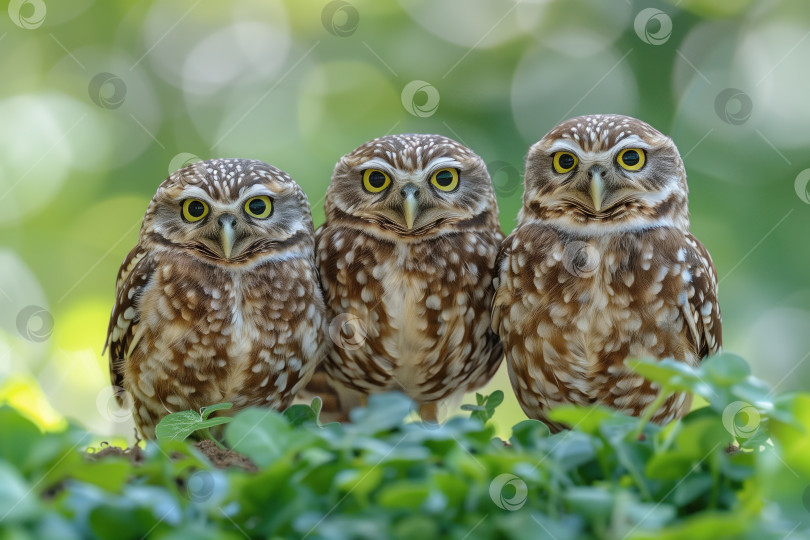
[155,402,234,442]
[0,355,809,539]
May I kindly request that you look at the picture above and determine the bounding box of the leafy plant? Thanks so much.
[154,402,233,442]
[0,354,808,539]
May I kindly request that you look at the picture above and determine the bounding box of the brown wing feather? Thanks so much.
[104,246,156,405]
[682,233,722,360]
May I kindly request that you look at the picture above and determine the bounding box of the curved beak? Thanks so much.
[401,185,419,230]
[218,214,236,259]
[589,168,605,212]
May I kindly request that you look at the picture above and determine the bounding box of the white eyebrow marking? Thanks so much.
[172,185,210,201]
[547,140,583,154]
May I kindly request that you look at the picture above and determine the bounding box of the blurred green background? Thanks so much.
[1,0,809,440]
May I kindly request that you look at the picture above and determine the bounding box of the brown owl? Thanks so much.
[314,134,504,421]
[492,115,721,430]
[104,158,327,438]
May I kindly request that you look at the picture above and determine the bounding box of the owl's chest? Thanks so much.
[530,234,686,360]
[373,251,432,375]
[139,263,276,372]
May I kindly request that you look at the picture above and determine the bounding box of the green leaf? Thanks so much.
[200,402,233,419]
[0,406,42,469]
[283,397,323,427]
[548,404,617,434]
[154,404,234,442]
[699,354,750,386]
[0,462,39,522]
[349,392,413,431]
[626,358,709,395]
[672,472,713,506]
[225,407,316,468]
[377,481,431,509]
[462,391,505,423]
[510,419,551,448]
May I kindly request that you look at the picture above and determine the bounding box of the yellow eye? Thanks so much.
[430,168,459,192]
[552,152,578,174]
[617,148,646,171]
[244,195,273,219]
[362,169,391,193]
[182,199,209,222]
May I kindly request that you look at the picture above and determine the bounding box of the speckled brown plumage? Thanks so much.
[492,115,721,430]
[105,159,327,437]
[312,134,504,419]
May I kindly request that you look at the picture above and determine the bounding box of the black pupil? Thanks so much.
[435,170,454,187]
[248,198,266,215]
[368,171,386,188]
[187,201,205,217]
[559,154,575,169]
[622,150,640,166]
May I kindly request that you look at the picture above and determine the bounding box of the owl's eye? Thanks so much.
[617,148,646,171]
[362,169,391,193]
[430,168,460,192]
[244,195,273,219]
[182,199,209,222]
[553,152,578,173]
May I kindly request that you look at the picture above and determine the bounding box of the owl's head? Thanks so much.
[141,158,314,264]
[520,114,689,234]
[324,134,499,238]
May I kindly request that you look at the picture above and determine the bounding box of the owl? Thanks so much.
[104,158,327,438]
[492,115,721,430]
[314,134,504,421]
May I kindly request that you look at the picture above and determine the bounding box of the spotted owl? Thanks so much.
[314,134,504,421]
[104,158,327,438]
[492,115,721,430]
